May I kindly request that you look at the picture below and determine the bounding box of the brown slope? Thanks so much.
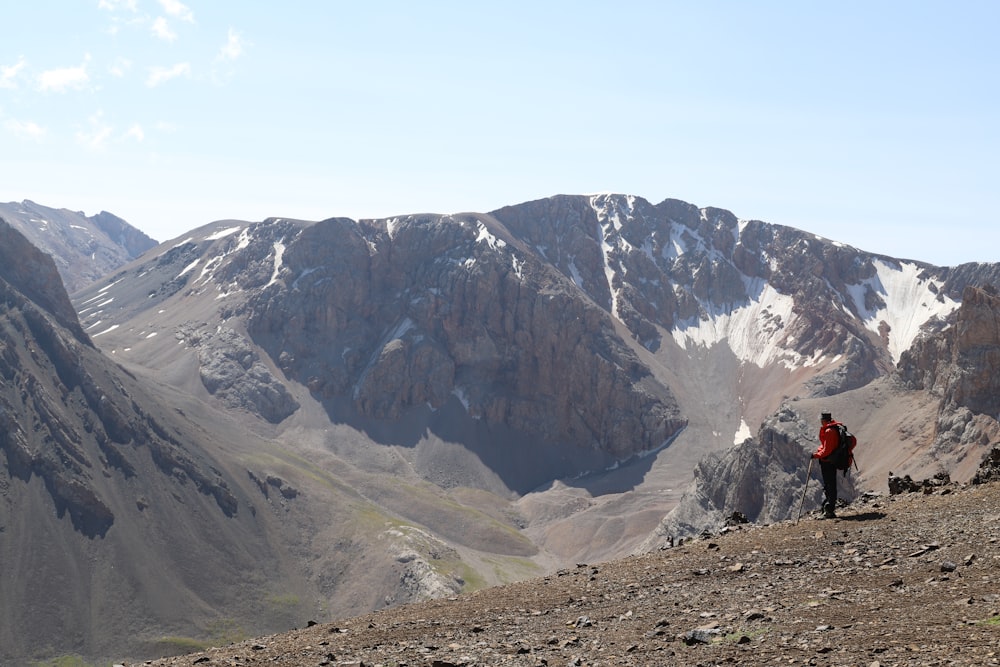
[142,479,1000,667]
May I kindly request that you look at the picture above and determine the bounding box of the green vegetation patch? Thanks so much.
[30,656,99,667]
[150,635,211,654]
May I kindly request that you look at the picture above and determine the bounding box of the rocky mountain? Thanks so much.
[0,200,157,292]
[646,276,1000,545]
[9,191,1000,663]
[0,219,320,664]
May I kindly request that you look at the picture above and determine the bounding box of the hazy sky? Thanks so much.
[2,2,997,266]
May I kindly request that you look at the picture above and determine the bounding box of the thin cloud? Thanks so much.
[5,118,47,141]
[37,55,91,93]
[151,16,177,42]
[217,28,247,62]
[109,57,132,78]
[146,62,191,87]
[158,0,194,23]
[1,57,26,89]
[124,123,145,142]
[76,112,113,150]
[98,0,138,11]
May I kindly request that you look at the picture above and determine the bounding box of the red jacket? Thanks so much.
[814,420,842,460]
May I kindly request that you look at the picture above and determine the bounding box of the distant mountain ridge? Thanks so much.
[0,200,157,292]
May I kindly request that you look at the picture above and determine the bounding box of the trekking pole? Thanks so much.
[795,457,814,525]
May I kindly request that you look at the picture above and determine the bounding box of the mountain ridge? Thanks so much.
[5,192,1000,663]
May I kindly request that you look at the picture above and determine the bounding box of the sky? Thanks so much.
[2,2,998,266]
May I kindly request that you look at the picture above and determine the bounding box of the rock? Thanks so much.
[888,473,922,495]
[898,285,1000,460]
[888,472,956,496]
[641,405,858,543]
[192,327,299,423]
[681,627,721,645]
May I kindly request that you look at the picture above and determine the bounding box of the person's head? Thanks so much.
[820,412,832,423]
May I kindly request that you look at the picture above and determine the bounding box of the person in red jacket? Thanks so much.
[812,412,841,518]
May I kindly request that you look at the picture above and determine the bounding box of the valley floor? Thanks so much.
[138,481,1000,667]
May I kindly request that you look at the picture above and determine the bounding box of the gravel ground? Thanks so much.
[138,481,1000,667]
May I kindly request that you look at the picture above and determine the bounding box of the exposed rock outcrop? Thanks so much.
[184,326,299,424]
[638,405,858,546]
[899,285,1000,414]
[0,219,90,343]
[897,284,1000,460]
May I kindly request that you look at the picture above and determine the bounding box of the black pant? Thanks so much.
[819,460,838,510]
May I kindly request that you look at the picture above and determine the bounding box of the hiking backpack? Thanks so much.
[828,423,857,474]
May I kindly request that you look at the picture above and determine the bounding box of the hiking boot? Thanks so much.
[822,503,837,519]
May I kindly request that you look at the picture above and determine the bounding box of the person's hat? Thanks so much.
[820,412,832,421]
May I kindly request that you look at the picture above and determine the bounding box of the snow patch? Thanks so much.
[98,278,124,293]
[591,195,626,319]
[204,225,242,241]
[475,222,506,250]
[91,324,119,337]
[453,387,471,412]
[177,259,200,278]
[672,280,801,368]
[848,259,958,362]
[235,227,252,250]
[196,255,224,284]
[734,418,752,445]
[511,256,523,279]
[387,217,401,240]
[264,241,286,288]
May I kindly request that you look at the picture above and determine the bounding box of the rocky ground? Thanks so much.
[136,481,1000,667]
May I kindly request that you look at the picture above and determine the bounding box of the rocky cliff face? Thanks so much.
[899,284,1000,412]
[0,219,89,343]
[239,214,685,466]
[896,284,1000,460]
[0,200,157,292]
[492,195,929,394]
